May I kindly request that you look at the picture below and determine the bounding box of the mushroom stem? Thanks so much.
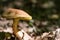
[12,18,20,35]
[13,18,23,40]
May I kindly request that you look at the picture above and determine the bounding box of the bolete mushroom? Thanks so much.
[2,8,32,40]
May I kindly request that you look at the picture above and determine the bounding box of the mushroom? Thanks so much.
[2,8,32,40]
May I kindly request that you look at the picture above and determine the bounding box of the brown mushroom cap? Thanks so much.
[3,8,32,20]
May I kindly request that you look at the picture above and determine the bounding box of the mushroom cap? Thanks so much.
[3,8,32,20]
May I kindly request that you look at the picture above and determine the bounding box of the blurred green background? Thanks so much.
[0,0,60,20]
